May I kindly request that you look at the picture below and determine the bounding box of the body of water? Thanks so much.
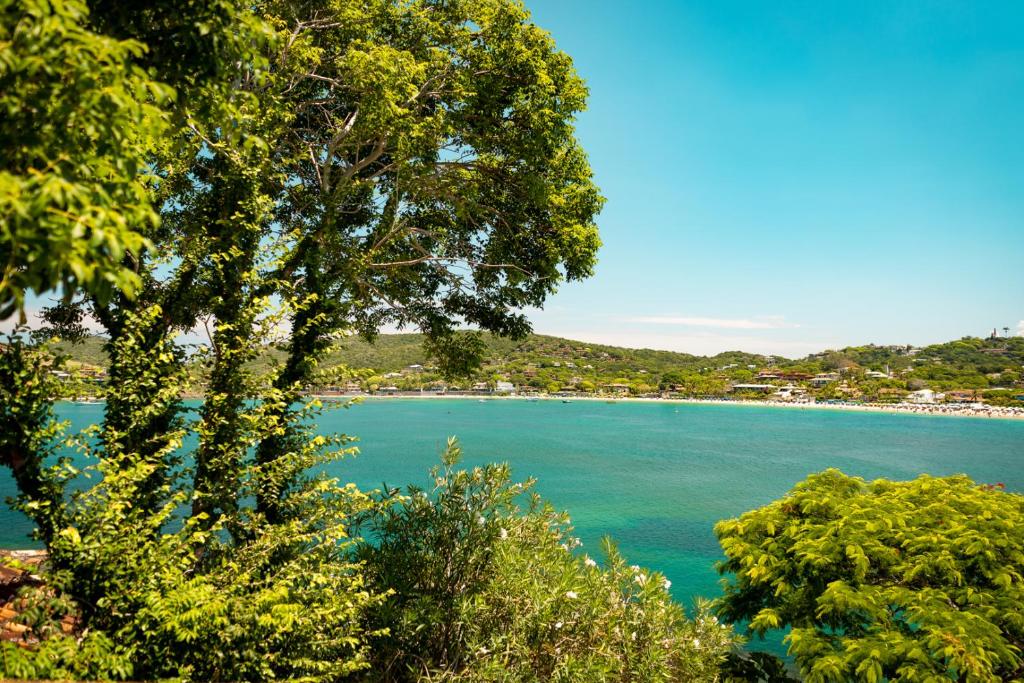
[3,399,1023,650]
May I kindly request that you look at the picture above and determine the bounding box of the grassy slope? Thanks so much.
[52,333,1024,385]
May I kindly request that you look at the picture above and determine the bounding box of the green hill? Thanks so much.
[50,332,1024,397]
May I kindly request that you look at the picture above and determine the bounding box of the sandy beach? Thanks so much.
[316,392,1024,421]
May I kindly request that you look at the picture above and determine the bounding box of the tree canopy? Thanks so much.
[715,470,1024,682]
[0,1,742,680]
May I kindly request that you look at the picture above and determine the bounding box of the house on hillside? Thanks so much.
[906,389,942,404]
[494,381,515,394]
[601,383,631,395]
[774,385,807,400]
[944,389,980,403]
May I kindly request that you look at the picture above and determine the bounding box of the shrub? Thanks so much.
[356,439,736,682]
[715,469,1024,682]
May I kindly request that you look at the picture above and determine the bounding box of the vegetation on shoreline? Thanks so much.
[55,331,1024,404]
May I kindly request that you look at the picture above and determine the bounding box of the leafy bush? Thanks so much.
[715,469,1024,682]
[0,631,133,681]
[356,439,736,682]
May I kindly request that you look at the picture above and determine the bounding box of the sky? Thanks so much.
[522,0,1024,356]
[10,2,1023,358]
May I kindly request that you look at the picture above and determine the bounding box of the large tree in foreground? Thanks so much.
[715,470,1024,682]
[0,2,748,681]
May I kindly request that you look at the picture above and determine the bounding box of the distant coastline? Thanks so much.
[59,393,1024,420]
[311,393,1024,421]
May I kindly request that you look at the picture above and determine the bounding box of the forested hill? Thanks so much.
[53,332,745,374]
[54,332,1024,392]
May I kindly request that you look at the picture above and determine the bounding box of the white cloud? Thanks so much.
[1017,320,1024,337]
[623,315,798,330]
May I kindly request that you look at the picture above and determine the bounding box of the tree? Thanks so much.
[715,470,1024,682]
[0,0,609,679]
[660,369,687,390]
[0,0,167,320]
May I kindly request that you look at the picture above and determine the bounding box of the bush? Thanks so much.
[715,469,1024,682]
[355,439,736,682]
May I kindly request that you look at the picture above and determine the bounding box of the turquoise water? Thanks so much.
[3,399,1023,651]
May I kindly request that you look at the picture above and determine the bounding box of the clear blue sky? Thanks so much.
[524,0,1024,356]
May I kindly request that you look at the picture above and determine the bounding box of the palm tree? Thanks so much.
[1004,327,1011,338]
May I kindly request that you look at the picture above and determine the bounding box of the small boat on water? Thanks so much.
[525,397,539,402]
[561,399,572,404]
[72,397,103,405]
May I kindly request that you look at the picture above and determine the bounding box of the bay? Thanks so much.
[2,398,1022,654]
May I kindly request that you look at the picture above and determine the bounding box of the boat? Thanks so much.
[561,399,572,404]
[525,397,539,402]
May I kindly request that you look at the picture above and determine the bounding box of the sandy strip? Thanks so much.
[315,393,1024,421]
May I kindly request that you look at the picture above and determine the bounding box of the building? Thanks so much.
[906,389,942,404]
[494,381,515,394]
[944,390,980,403]
[759,371,813,382]
[774,385,807,400]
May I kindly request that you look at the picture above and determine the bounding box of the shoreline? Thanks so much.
[317,393,1024,421]
[56,394,1024,422]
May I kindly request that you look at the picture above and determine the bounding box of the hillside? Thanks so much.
[50,331,1024,400]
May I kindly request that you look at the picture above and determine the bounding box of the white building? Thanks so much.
[906,389,942,404]
[495,381,515,394]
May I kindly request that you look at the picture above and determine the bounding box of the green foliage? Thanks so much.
[356,439,737,681]
[0,631,133,681]
[0,0,740,679]
[0,0,169,319]
[720,650,799,683]
[0,334,67,543]
[55,330,1024,400]
[715,470,1024,682]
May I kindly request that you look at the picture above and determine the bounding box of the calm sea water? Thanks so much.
[3,399,1023,652]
